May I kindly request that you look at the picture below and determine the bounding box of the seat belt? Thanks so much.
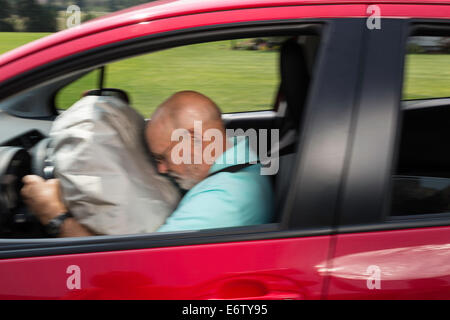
[208,162,255,178]
[207,129,298,177]
[268,129,297,157]
[207,130,298,177]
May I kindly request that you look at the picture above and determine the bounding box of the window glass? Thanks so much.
[55,69,99,110]
[392,35,450,216]
[403,36,450,100]
[392,176,450,216]
[104,38,281,116]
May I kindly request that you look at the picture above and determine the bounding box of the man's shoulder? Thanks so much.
[181,164,273,212]
[158,164,274,232]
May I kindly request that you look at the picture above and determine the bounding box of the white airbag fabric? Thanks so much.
[49,96,180,235]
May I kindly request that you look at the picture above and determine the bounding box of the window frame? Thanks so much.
[0,18,365,259]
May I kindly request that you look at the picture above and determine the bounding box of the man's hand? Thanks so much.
[21,175,67,225]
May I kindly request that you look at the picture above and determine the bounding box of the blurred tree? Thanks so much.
[407,42,425,54]
[82,11,97,23]
[109,0,118,11]
[109,0,157,11]
[17,1,160,13]
[15,0,35,16]
[0,20,14,31]
[29,4,57,32]
[0,0,11,20]
[0,0,15,31]
[440,37,450,53]
[15,0,57,32]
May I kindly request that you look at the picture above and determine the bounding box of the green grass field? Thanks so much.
[0,32,449,116]
[403,54,450,100]
[0,32,51,55]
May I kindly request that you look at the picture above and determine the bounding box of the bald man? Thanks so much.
[147,91,273,232]
[20,91,274,236]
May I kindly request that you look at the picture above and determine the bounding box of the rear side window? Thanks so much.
[391,34,450,216]
[403,36,450,100]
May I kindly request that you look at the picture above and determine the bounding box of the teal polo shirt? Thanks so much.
[157,136,274,232]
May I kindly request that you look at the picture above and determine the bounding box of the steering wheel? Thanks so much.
[0,147,31,226]
[29,137,54,179]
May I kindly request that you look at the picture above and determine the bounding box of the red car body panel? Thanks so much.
[0,0,449,300]
[326,226,450,299]
[0,236,330,299]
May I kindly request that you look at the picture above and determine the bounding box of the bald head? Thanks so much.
[151,91,223,131]
[145,91,227,189]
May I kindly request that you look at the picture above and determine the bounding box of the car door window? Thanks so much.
[2,32,325,238]
[391,35,450,217]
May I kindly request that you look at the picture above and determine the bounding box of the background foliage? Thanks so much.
[0,0,157,32]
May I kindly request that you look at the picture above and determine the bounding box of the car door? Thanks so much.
[325,17,450,299]
[0,7,366,299]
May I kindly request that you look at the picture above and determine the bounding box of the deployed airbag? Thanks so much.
[49,96,180,235]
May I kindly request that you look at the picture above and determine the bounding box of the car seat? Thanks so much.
[272,38,311,219]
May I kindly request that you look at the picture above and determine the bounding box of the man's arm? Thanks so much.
[21,175,95,237]
[59,217,95,237]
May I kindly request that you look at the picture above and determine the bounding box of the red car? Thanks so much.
[0,0,449,300]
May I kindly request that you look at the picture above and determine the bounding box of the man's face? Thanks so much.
[146,121,205,190]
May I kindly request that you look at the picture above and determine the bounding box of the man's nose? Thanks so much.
[157,161,168,174]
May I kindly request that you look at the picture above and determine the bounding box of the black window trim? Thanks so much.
[0,18,365,259]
